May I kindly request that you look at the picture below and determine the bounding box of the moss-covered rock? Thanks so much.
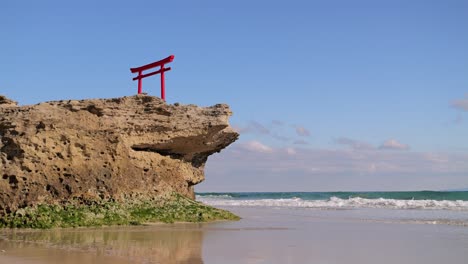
[0,193,239,229]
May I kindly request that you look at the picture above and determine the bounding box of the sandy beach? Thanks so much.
[1,206,468,264]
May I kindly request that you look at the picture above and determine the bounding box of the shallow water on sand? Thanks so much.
[1,206,468,263]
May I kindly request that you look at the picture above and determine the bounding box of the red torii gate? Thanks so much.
[130,55,175,100]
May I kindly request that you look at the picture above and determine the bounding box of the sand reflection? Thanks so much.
[0,224,204,264]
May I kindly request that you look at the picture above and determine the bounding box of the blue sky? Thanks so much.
[2,0,468,191]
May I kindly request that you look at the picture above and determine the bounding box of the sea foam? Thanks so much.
[197,196,468,211]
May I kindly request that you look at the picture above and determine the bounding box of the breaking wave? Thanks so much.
[197,196,468,211]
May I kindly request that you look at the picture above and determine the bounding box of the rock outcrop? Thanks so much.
[0,96,17,108]
[0,95,238,213]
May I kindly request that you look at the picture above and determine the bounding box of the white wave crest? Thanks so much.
[197,196,468,211]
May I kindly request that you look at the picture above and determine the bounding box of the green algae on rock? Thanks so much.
[0,193,240,229]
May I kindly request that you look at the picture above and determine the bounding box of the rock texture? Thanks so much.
[0,95,238,213]
[0,96,17,108]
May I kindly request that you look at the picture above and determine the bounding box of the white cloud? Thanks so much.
[379,139,410,150]
[208,144,468,178]
[451,94,468,111]
[285,147,297,155]
[241,140,273,153]
[235,121,291,142]
[334,137,374,150]
[204,143,468,191]
[236,121,270,134]
[295,126,311,137]
[423,153,449,163]
[235,141,463,174]
[235,121,313,144]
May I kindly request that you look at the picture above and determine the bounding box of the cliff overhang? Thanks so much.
[0,94,238,222]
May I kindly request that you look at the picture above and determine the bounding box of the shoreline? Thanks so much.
[1,206,468,264]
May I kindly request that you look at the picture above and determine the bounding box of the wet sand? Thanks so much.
[1,207,468,263]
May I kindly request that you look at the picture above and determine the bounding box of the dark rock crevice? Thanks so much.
[0,137,24,160]
[131,145,185,160]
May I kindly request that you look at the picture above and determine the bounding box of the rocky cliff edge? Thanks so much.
[0,94,238,213]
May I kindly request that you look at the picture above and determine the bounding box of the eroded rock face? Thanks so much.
[0,95,238,212]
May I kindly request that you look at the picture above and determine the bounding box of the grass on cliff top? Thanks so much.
[0,193,240,229]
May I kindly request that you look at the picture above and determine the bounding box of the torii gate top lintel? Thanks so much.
[130,55,174,73]
[130,55,175,101]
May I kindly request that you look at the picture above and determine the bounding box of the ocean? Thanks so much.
[197,191,468,227]
[197,191,468,210]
